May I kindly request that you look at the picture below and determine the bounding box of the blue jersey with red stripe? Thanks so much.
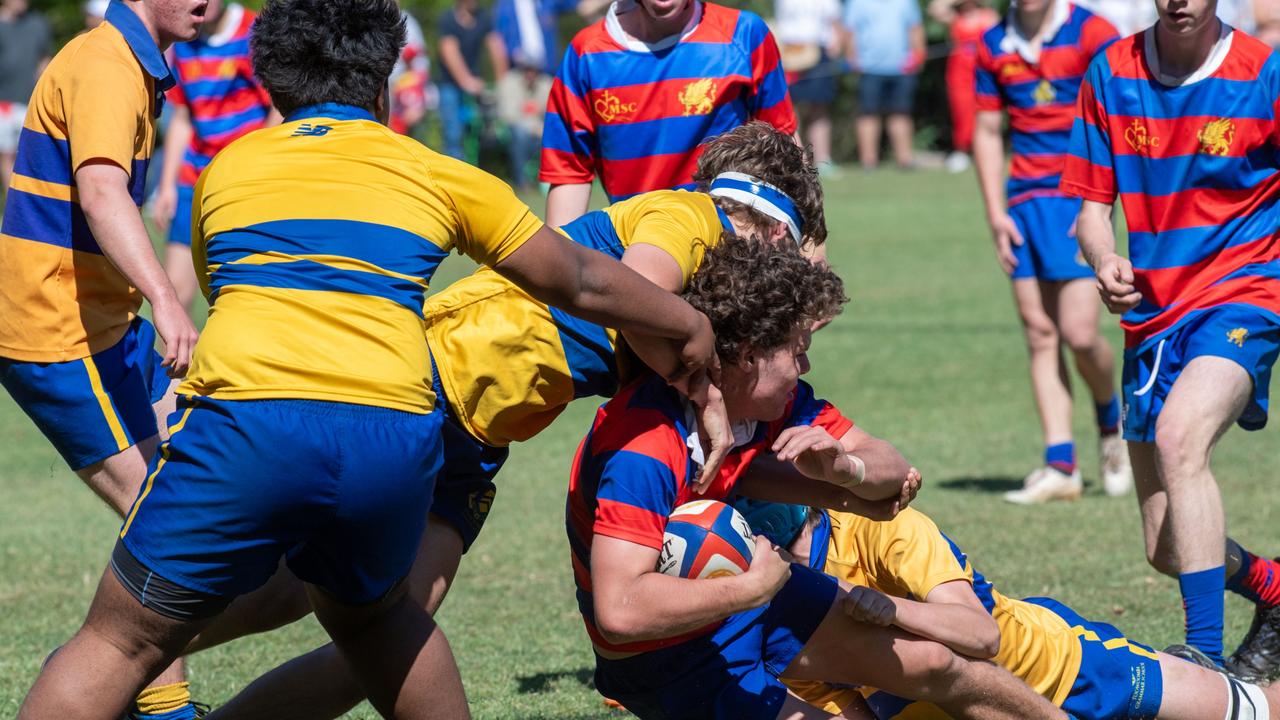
[565,375,853,656]
[540,2,796,202]
[1062,28,1280,349]
[976,4,1117,205]
[167,4,272,187]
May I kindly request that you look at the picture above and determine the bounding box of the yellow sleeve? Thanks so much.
[870,509,973,600]
[191,169,211,301]
[64,53,146,174]
[432,154,543,267]
[624,194,720,287]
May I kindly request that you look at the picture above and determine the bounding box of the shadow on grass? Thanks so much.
[517,667,594,694]
[936,476,1024,492]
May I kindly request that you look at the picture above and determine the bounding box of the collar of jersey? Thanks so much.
[203,2,245,47]
[1001,0,1070,64]
[285,103,377,123]
[605,0,704,53]
[105,0,175,91]
[1143,20,1233,87]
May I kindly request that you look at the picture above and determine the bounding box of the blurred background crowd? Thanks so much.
[3,0,1280,197]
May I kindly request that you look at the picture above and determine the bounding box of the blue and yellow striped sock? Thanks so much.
[133,681,196,720]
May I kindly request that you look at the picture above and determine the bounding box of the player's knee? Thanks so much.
[1060,323,1098,354]
[1019,315,1058,352]
[900,640,962,699]
[1153,418,1208,480]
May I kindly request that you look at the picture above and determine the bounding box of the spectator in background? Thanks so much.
[1257,0,1280,46]
[389,6,430,135]
[437,0,509,160]
[774,0,844,177]
[84,0,109,29]
[845,0,925,170]
[0,0,52,196]
[929,0,998,173]
[540,0,795,227]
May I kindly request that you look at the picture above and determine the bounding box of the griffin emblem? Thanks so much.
[678,79,718,116]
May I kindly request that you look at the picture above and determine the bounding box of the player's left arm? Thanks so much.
[847,581,1000,659]
[735,456,911,521]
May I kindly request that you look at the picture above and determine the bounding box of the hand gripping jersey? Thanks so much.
[167,3,273,188]
[1062,27,1280,350]
[540,2,795,202]
[976,3,1118,207]
[182,104,542,413]
[0,2,170,362]
[426,189,728,447]
[565,376,852,658]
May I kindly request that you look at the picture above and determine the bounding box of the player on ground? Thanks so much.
[973,0,1130,504]
[177,121,828,720]
[540,0,795,226]
[151,0,278,314]
[738,498,1280,720]
[0,0,204,716]
[569,236,1068,719]
[1063,0,1280,674]
[17,1,719,717]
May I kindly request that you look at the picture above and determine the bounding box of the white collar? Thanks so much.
[1001,0,1071,64]
[206,2,244,47]
[605,0,703,53]
[1143,21,1233,87]
[683,403,757,469]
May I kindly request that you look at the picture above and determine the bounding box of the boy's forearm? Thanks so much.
[845,438,911,501]
[77,165,180,309]
[889,596,999,659]
[545,183,592,227]
[159,107,193,189]
[597,572,765,644]
[972,118,1007,221]
[1076,202,1117,270]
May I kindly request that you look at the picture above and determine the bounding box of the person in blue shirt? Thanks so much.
[844,0,925,169]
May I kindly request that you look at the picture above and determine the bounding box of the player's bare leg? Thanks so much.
[856,115,882,169]
[163,243,199,315]
[1155,650,1280,719]
[886,113,914,168]
[783,593,1067,720]
[75,437,160,516]
[1129,441,1177,575]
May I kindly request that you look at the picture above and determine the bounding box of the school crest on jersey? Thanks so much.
[1032,79,1056,105]
[1197,118,1235,156]
[679,79,718,116]
[1228,328,1249,347]
[1000,61,1028,79]
[594,90,637,123]
[1124,119,1160,155]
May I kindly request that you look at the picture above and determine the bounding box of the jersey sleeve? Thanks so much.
[65,55,147,175]
[539,42,599,185]
[191,167,211,300]
[743,13,797,133]
[1060,57,1117,203]
[592,432,683,550]
[1080,14,1121,58]
[779,380,855,439]
[974,39,1003,112]
[868,509,973,600]
[435,157,543,266]
[627,196,720,286]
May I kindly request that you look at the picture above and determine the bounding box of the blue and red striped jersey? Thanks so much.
[1062,28,1280,348]
[540,2,795,202]
[167,3,272,187]
[565,375,853,656]
[976,4,1117,206]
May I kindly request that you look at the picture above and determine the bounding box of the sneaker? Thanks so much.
[1002,466,1083,505]
[1227,596,1280,683]
[1099,433,1133,497]
[944,151,971,173]
[1164,644,1225,671]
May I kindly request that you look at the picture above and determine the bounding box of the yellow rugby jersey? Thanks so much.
[0,2,170,362]
[789,508,1085,717]
[180,104,542,413]
[426,189,727,446]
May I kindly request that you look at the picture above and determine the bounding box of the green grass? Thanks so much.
[2,170,1277,718]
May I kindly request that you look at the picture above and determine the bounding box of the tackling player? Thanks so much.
[972,0,1130,504]
[568,236,1068,719]
[540,0,796,226]
[151,0,279,313]
[17,1,719,718]
[1062,0,1280,673]
[739,498,1280,720]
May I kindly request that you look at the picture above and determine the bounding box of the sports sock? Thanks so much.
[133,681,197,720]
[1095,395,1121,435]
[1180,567,1227,666]
[1226,540,1280,608]
[1222,675,1270,720]
[1045,442,1076,475]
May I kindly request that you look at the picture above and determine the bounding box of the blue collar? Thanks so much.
[807,511,832,572]
[285,103,377,123]
[105,1,175,92]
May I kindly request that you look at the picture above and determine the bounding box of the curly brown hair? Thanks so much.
[683,233,847,363]
[693,122,827,249]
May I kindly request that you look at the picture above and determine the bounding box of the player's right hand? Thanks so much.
[671,310,719,390]
[843,585,896,626]
[745,536,791,605]
[152,299,198,378]
[1095,252,1142,314]
[150,183,178,234]
[988,213,1023,275]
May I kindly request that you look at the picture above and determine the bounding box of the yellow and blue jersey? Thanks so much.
[790,508,1162,719]
[181,103,542,414]
[0,1,170,362]
[426,189,728,447]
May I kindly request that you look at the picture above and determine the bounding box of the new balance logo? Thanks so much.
[291,123,332,137]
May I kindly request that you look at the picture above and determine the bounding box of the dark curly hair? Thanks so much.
[251,0,405,117]
[683,233,847,363]
[693,122,827,249]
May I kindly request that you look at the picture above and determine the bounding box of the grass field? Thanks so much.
[1,168,1276,718]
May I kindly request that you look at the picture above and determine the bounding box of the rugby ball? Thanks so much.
[657,500,755,579]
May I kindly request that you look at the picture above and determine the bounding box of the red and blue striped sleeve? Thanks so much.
[1080,13,1120,59]
[742,13,796,133]
[1060,57,1116,203]
[540,43,598,185]
[974,38,1002,112]
[589,407,687,549]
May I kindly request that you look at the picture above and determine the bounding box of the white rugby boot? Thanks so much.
[1099,433,1134,497]
[1003,466,1083,505]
